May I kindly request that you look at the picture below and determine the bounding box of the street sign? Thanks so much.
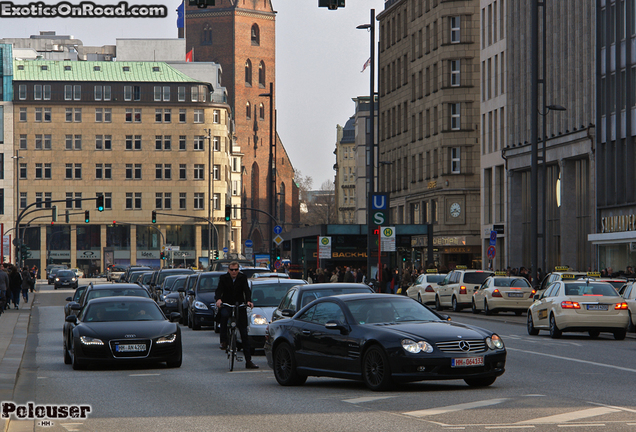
[380,226,396,252]
[274,225,283,235]
[274,260,282,269]
[318,236,331,259]
[245,239,253,248]
[489,230,497,246]
[371,193,389,226]
[223,247,228,253]
[487,245,496,260]
[273,235,284,246]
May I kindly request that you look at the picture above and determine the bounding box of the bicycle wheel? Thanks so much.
[228,328,237,371]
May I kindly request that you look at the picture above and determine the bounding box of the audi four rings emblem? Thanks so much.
[459,341,470,351]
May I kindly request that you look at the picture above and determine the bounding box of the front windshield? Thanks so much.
[86,288,150,302]
[157,270,193,285]
[345,297,441,324]
[83,301,164,322]
[251,282,297,307]
[141,273,152,284]
[197,275,220,293]
[58,271,75,278]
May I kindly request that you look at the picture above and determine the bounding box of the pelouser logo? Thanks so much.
[1,402,91,420]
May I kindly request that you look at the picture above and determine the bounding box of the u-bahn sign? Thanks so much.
[371,193,389,226]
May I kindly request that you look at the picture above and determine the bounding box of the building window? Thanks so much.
[19,85,27,100]
[179,136,186,150]
[94,85,102,100]
[246,102,251,119]
[165,164,171,179]
[178,86,186,101]
[245,59,252,86]
[259,104,264,120]
[194,193,204,209]
[191,86,199,102]
[212,193,220,210]
[35,108,42,122]
[126,164,133,179]
[179,109,186,123]
[154,86,161,101]
[66,163,73,179]
[259,61,266,87]
[451,147,461,173]
[213,110,220,123]
[64,85,72,100]
[20,135,27,150]
[179,193,186,209]
[20,192,27,209]
[179,164,187,179]
[104,192,112,210]
[73,85,81,100]
[74,135,82,150]
[34,85,42,100]
[213,165,220,180]
[451,60,460,86]
[104,164,112,179]
[44,163,51,179]
[135,192,142,209]
[134,164,142,179]
[156,192,163,209]
[124,86,132,101]
[95,108,103,122]
[96,163,103,179]
[202,23,213,45]
[35,192,42,208]
[134,108,141,123]
[19,107,26,122]
[155,164,163,179]
[44,108,51,122]
[450,103,460,130]
[450,16,461,43]
[194,136,204,151]
[164,192,171,209]
[193,109,204,123]
[213,136,220,151]
[194,164,204,180]
[126,193,133,209]
[251,24,260,45]
[35,163,43,179]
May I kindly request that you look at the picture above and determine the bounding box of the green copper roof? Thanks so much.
[13,60,199,83]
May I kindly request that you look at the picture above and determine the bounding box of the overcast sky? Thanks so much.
[1,0,385,189]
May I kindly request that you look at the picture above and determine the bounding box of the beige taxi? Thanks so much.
[436,267,494,312]
[538,267,587,290]
[472,273,535,316]
[527,279,629,339]
[406,270,447,306]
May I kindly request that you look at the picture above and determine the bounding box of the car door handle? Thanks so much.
[302,330,311,335]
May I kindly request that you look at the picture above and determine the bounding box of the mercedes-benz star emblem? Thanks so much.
[459,341,470,351]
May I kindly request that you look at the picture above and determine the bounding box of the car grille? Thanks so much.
[150,342,179,357]
[435,339,487,354]
[109,339,151,358]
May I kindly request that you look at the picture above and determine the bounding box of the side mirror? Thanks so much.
[473,286,479,291]
[439,314,451,321]
[65,315,78,323]
[178,288,186,293]
[187,290,195,296]
[169,312,181,322]
[281,309,294,317]
[65,296,73,302]
[325,320,349,334]
[70,303,82,311]
[533,294,541,300]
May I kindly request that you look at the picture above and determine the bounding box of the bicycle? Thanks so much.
[221,302,246,371]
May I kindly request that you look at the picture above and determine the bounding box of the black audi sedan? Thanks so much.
[63,296,182,370]
[265,294,506,391]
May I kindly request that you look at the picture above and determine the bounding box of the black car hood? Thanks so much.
[196,292,216,304]
[368,321,492,342]
[77,321,178,339]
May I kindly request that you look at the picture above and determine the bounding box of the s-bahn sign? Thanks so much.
[371,193,389,226]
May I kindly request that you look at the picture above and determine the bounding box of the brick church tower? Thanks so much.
[183,0,298,258]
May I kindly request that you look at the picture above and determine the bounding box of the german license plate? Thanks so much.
[507,292,523,298]
[116,344,146,352]
[586,304,609,311]
[451,357,484,367]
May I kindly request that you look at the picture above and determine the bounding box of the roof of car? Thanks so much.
[293,283,372,291]
[85,296,157,305]
[89,283,145,290]
[250,278,307,286]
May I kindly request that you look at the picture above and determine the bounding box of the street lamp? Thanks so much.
[205,128,213,269]
[260,82,275,268]
[357,9,375,283]
[540,103,566,275]
[12,152,24,266]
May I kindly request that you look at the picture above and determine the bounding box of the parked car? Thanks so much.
[54,270,79,290]
[250,272,290,279]
[406,271,447,306]
[186,271,225,330]
[265,293,506,390]
[121,265,152,283]
[435,268,494,311]
[272,282,375,322]
[471,275,535,315]
[46,264,66,280]
[148,268,194,301]
[63,297,182,370]
[107,266,127,282]
[48,267,66,285]
[178,274,199,326]
[64,287,87,318]
[162,276,189,316]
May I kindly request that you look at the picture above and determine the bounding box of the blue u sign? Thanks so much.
[372,193,389,210]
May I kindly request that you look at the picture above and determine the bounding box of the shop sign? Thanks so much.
[137,250,160,259]
[77,250,101,259]
[443,247,470,253]
[312,251,368,259]
[415,236,467,247]
[49,250,71,259]
[601,215,636,233]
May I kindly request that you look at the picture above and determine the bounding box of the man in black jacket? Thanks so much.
[215,262,259,369]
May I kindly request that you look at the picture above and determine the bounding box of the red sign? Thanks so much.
[487,245,496,260]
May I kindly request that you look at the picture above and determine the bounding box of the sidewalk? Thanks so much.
[0,289,35,432]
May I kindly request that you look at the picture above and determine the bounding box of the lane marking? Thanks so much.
[485,426,535,430]
[507,348,636,373]
[403,398,509,417]
[589,402,636,414]
[343,396,397,404]
[556,425,605,428]
[516,407,620,424]
[129,373,161,376]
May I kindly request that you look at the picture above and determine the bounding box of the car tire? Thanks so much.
[417,293,422,304]
[187,311,193,329]
[464,376,497,387]
[628,312,635,333]
[471,300,479,314]
[588,331,600,339]
[435,296,443,311]
[484,300,492,316]
[614,329,627,340]
[527,313,539,335]
[362,345,393,391]
[452,296,461,312]
[71,340,84,370]
[273,343,306,386]
[182,310,189,327]
[549,314,562,339]
[63,341,72,365]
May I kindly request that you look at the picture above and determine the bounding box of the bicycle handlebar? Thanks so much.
[221,303,247,308]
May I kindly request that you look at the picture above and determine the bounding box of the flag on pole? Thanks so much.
[185,48,193,62]
[176,0,184,29]
[361,57,371,73]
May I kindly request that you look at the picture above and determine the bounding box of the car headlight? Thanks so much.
[55,278,60,282]
[71,278,77,282]
[486,334,505,350]
[80,336,104,346]
[251,314,268,325]
[401,339,434,354]
[157,333,177,344]
[194,301,208,310]
[165,298,177,305]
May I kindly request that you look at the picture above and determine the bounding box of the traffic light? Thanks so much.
[318,0,345,9]
[52,205,58,222]
[213,250,219,260]
[65,210,70,224]
[188,0,214,8]
[84,210,90,223]
[97,195,104,212]
[152,210,157,224]
[276,248,281,261]
[112,221,117,226]
[21,246,31,260]
[225,205,231,222]
[160,251,165,260]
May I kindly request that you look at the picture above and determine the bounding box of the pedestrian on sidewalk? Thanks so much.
[21,266,32,304]
[8,265,22,309]
[0,267,8,314]
[30,266,38,292]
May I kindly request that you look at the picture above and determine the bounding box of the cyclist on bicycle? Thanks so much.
[215,261,259,369]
